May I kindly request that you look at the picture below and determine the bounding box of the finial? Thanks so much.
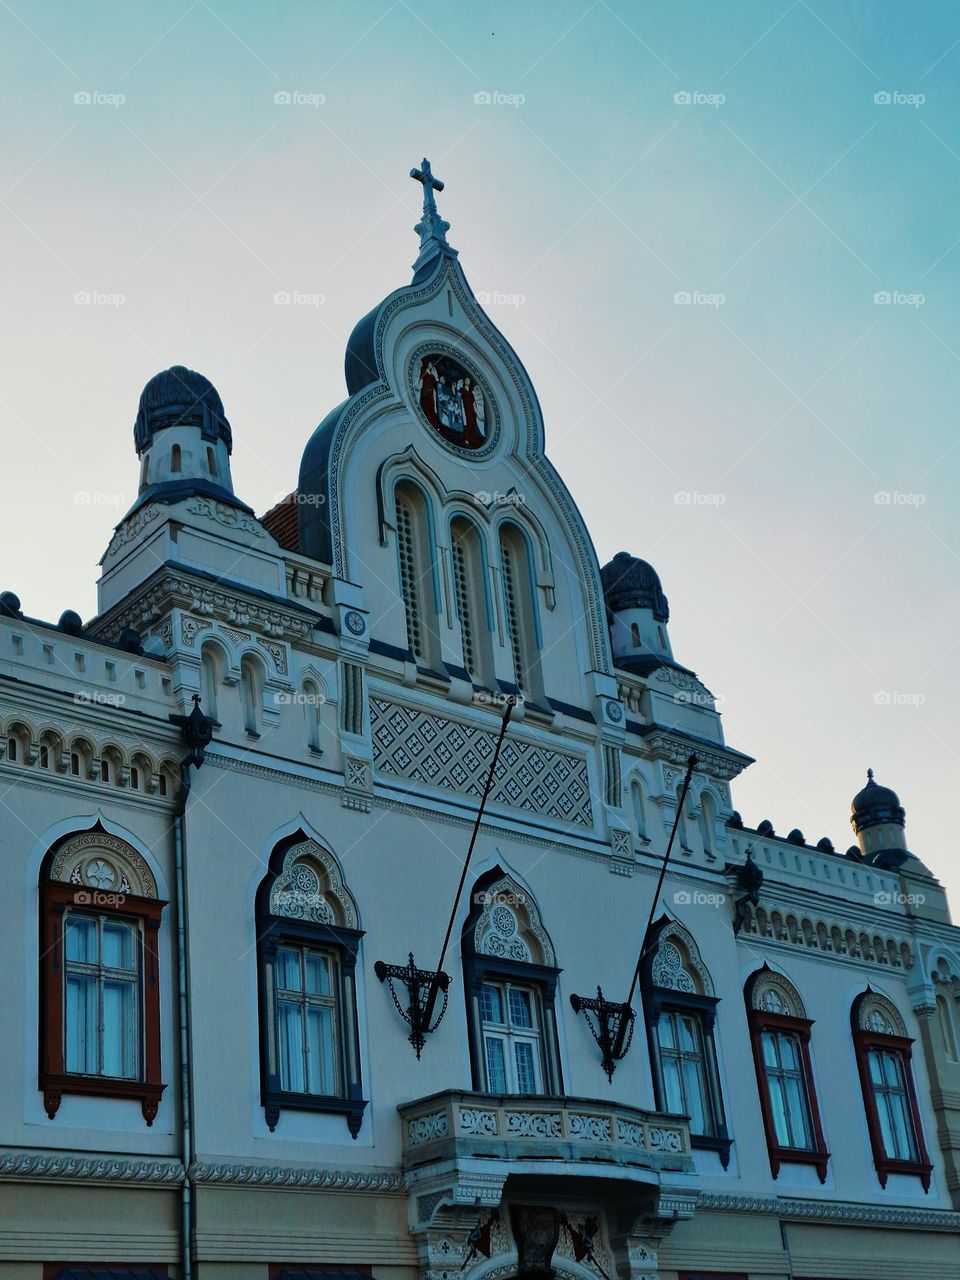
[867,767,874,782]
[410,157,457,273]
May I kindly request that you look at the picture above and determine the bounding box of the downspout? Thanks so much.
[174,759,195,1280]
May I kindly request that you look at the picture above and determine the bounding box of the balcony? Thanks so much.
[399,1090,696,1228]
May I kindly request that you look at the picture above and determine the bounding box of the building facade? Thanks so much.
[1,161,959,1280]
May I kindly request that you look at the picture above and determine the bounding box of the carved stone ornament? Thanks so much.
[474,874,555,967]
[49,831,157,898]
[184,496,266,538]
[749,968,805,1019]
[269,839,358,929]
[856,989,907,1037]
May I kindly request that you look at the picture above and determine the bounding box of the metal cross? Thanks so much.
[410,157,445,202]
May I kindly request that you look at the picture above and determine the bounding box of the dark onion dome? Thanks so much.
[134,366,232,456]
[850,768,905,834]
[599,551,669,623]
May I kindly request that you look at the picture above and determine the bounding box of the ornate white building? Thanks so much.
[1,160,959,1280]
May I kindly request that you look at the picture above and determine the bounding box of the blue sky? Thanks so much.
[1,1,958,902]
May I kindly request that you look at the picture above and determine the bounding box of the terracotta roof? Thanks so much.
[260,492,300,551]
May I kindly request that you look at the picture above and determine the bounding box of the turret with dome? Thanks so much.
[600,550,674,673]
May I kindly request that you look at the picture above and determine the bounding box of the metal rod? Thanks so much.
[422,695,515,1028]
[613,751,697,1057]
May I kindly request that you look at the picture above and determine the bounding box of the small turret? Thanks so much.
[600,551,673,671]
[134,366,234,498]
[851,769,909,869]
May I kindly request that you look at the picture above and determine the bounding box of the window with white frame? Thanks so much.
[64,911,140,1079]
[395,482,441,669]
[275,944,340,1096]
[479,980,544,1095]
[657,1007,715,1137]
[759,1027,814,1149]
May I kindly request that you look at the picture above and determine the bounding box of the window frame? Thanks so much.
[465,955,563,1096]
[745,979,829,1183]
[851,996,932,1191]
[39,879,166,1124]
[478,977,547,1095]
[255,842,367,1138]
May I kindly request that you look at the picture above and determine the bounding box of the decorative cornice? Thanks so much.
[190,1160,404,1191]
[696,1192,960,1230]
[0,1150,184,1185]
[639,728,753,782]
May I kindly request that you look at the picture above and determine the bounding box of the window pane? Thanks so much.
[678,1016,698,1053]
[768,1076,791,1146]
[65,974,98,1073]
[661,1057,684,1115]
[869,1049,885,1085]
[305,951,332,997]
[278,1000,306,1092]
[876,1092,898,1158]
[508,987,534,1029]
[778,1033,801,1071]
[514,1039,539,1095]
[658,1015,677,1050]
[484,1035,507,1092]
[882,1050,902,1089]
[307,1006,337,1095]
[102,979,137,1077]
[888,1090,917,1161]
[761,1030,779,1068]
[65,915,97,964]
[102,921,134,970]
[479,984,503,1025]
[681,1057,708,1134]
[783,1074,813,1148]
[276,947,302,992]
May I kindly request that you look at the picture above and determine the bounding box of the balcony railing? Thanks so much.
[399,1090,693,1175]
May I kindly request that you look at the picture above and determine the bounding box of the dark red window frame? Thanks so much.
[39,879,167,1125]
[745,986,829,1183]
[851,1003,933,1191]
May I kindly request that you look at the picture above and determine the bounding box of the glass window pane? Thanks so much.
[768,1076,791,1146]
[681,1057,708,1134]
[514,1040,539,1095]
[658,1015,677,1050]
[276,947,302,992]
[65,974,98,1073]
[784,1074,813,1148]
[307,1006,337,1095]
[65,915,97,964]
[102,921,133,970]
[779,1033,800,1071]
[484,1035,507,1092]
[278,1000,306,1092]
[678,1016,698,1053]
[305,951,332,996]
[508,987,534,1029]
[661,1057,684,1114]
[761,1031,779,1068]
[102,980,136,1077]
[868,1049,885,1085]
[479,984,503,1025]
[876,1092,897,1158]
[888,1091,917,1161]
[882,1051,902,1088]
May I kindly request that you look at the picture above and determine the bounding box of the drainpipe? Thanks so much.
[174,760,195,1280]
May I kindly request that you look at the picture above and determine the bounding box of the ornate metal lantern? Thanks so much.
[569,986,635,1082]
[374,953,451,1058]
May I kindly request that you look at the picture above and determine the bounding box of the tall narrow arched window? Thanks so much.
[39,829,167,1124]
[676,784,692,852]
[462,870,563,1097]
[256,834,366,1137]
[200,642,223,722]
[302,678,322,753]
[631,776,648,841]
[450,516,494,687]
[700,791,719,860]
[498,523,542,700]
[851,989,932,1190]
[642,918,731,1167]
[395,482,440,670]
[936,994,959,1061]
[745,965,829,1182]
[170,444,182,473]
[240,654,263,737]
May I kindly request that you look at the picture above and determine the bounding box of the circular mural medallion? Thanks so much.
[414,352,491,451]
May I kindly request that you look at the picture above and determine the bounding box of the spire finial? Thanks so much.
[867,767,874,782]
[410,157,457,273]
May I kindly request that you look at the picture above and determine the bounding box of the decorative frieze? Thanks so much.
[0,1151,183,1185]
[695,1192,960,1230]
[189,1161,404,1191]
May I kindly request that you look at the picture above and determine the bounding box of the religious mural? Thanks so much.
[416,353,487,449]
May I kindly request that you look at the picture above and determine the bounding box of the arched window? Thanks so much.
[675,783,692,851]
[302,678,323,753]
[450,516,494,687]
[936,995,959,1061]
[395,482,440,669]
[630,622,641,647]
[170,443,182,473]
[642,918,730,1166]
[256,834,366,1137]
[461,870,562,1097]
[630,775,648,841]
[39,744,49,769]
[498,523,541,699]
[39,828,166,1124]
[745,965,829,1182]
[206,446,217,477]
[240,654,263,737]
[700,791,719,860]
[200,642,224,722]
[851,989,932,1189]
[70,752,80,777]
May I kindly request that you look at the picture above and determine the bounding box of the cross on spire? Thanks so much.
[409,156,456,273]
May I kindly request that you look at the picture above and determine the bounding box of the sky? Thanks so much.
[1,1,958,906]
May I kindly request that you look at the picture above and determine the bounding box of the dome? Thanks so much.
[134,366,232,456]
[600,552,669,623]
[851,769,905,834]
